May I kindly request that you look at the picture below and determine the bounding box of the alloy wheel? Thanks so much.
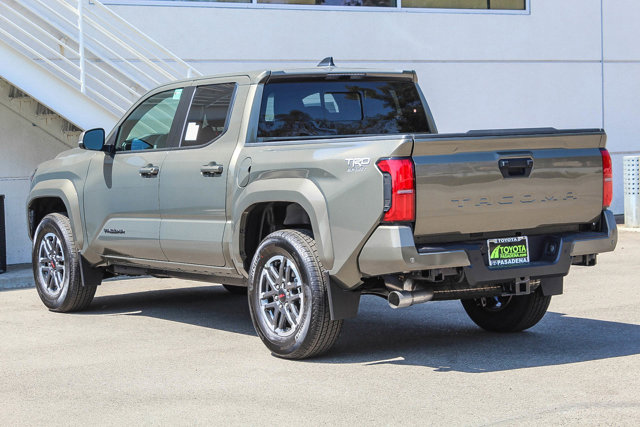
[37,232,66,298]
[257,255,305,337]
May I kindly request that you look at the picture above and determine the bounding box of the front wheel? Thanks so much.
[32,213,100,312]
[461,289,551,332]
[248,230,342,359]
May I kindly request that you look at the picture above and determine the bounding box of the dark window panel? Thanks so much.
[257,79,431,140]
[181,83,236,147]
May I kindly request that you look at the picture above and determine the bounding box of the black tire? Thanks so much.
[32,213,100,312]
[222,284,247,295]
[461,289,551,332]
[248,230,342,359]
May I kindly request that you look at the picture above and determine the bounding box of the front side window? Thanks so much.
[115,88,184,152]
[181,83,235,147]
[257,79,430,140]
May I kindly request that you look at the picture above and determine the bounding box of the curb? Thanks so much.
[0,264,34,291]
[619,227,640,233]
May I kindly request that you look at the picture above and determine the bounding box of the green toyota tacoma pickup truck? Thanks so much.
[28,59,617,359]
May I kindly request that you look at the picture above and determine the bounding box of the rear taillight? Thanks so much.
[601,148,613,209]
[377,158,415,222]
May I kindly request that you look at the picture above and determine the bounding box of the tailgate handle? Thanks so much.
[498,158,533,178]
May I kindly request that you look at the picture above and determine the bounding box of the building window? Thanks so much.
[258,0,396,6]
[120,0,526,10]
[403,0,524,9]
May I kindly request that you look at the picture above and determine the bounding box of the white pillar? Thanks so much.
[624,156,640,227]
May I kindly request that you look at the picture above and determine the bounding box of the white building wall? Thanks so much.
[0,103,70,265]
[603,0,640,214]
[108,0,637,212]
[2,0,639,265]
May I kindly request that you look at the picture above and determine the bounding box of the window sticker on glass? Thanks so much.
[264,95,275,122]
[324,93,338,113]
[302,93,321,107]
[185,122,200,141]
[173,88,183,100]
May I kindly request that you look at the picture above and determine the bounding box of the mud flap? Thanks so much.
[78,254,103,287]
[540,276,564,296]
[325,274,361,320]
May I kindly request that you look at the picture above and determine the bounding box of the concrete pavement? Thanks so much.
[0,263,33,290]
[1,231,639,425]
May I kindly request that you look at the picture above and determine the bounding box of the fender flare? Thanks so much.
[27,179,84,250]
[231,178,334,276]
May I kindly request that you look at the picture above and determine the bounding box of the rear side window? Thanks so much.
[181,83,235,147]
[257,79,430,140]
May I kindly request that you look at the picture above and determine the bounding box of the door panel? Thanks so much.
[84,151,168,260]
[159,81,244,267]
[83,87,188,262]
[158,147,229,266]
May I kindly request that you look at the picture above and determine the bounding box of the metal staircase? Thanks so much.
[0,77,82,148]
[0,0,201,131]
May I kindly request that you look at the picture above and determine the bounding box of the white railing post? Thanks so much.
[78,0,86,94]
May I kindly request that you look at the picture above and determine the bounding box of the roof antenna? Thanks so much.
[317,57,335,67]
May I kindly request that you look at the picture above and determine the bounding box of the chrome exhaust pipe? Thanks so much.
[388,289,434,309]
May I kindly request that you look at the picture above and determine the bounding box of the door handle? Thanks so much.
[201,163,223,177]
[139,164,159,177]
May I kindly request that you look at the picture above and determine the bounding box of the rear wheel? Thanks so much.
[32,213,100,312]
[248,230,342,359]
[461,289,551,332]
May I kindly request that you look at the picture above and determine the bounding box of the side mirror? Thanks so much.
[79,128,105,151]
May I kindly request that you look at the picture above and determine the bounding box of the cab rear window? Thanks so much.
[257,79,430,140]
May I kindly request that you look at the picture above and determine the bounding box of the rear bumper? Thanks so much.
[358,210,617,284]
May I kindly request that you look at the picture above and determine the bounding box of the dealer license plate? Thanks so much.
[487,236,530,267]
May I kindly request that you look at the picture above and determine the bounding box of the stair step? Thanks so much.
[35,103,56,116]
[61,121,82,133]
[8,86,29,99]
[2,77,83,148]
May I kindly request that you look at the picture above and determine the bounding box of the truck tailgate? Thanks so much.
[412,129,606,237]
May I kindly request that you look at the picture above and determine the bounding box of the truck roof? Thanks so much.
[157,66,418,89]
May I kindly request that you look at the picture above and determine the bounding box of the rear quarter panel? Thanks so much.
[232,136,413,287]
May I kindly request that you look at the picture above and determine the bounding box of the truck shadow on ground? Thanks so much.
[86,284,640,372]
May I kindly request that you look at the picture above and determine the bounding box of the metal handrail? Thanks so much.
[0,0,201,116]
[0,10,79,73]
[84,60,143,99]
[2,0,147,107]
[0,24,81,87]
[0,1,81,58]
[90,0,199,77]
[83,7,188,78]
[81,13,174,82]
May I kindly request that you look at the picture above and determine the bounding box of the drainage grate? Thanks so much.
[624,156,640,227]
